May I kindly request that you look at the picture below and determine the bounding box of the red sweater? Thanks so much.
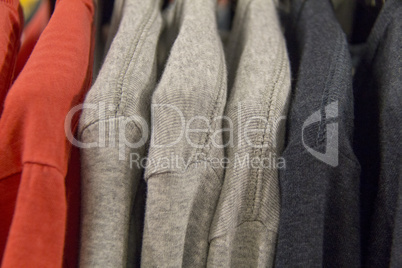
[0,0,23,115]
[0,0,94,267]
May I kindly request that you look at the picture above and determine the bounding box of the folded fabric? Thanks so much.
[207,0,291,266]
[0,0,95,267]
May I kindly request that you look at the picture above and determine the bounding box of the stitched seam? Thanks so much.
[145,159,221,185]
[250,41,286,219]
[22,161,65,177]
[198,43,226,159]
[114,2,155,116]
[119,5,159,115]
[244,0,269,219]
[209,220,278,242]
[196,0,250,158]
[253,43,286,214]
[264,46,287,159]
[197,0,233,159]
[0,162,66,182]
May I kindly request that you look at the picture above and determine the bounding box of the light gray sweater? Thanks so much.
[141,0,228,266]
[207,0,291,266]
[78,0,163,267]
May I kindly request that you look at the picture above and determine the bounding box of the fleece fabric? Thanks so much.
[0,0,95,267]
[78,0,163,267]
[141,0,227,266]
[207,0,291,267]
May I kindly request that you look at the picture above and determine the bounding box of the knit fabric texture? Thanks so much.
[352,0,402,266]
[207,0,291,266]
[141,0,227,266]
[0,0,95,266]
[275,0,361,266]
[0,0,23,115]
[78,0,163,267]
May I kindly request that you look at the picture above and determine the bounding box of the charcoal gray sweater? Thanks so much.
[353,0,402,266]
[275,0,361,266]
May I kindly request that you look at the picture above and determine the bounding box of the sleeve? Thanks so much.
[0,0,95,267]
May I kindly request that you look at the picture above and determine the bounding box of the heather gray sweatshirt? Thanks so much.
[141,0,227,266]
[207,0,291,266]
[78,0,163,267]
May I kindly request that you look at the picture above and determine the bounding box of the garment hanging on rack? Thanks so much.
[141,0,227,266]
[0,0,400,267]
[78,0,163,267]
[0,0,95,267]
[207,0,291,266]
[275,0,361,266]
